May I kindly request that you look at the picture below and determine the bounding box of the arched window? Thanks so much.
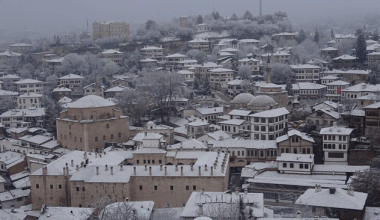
[118,133,121,138]
[95,137,98,142]
[106,124,109,129]
[103,135,106,140]
[111,134,114,139]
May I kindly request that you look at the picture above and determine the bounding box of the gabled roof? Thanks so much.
[276,130,314,143]
[196,107,223,115]
[332,54,357,60]
[276,153,314,163]
[320,126,354,135]
[326,80,350,86]
[364,101,380,109]
[165,53,187,58]
[68,95,114,108]
[15,79,43,84]
[295,188,367,210]
[249,107,289,118]
[100,49,122,54]
[219,119,247,126]
[59,74,83,80]
[228,109,252,116]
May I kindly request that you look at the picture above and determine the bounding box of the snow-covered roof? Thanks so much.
[178,59,197,64]
[206,130,231,141]
[53,87,71,92]
[230,93,254,104]
[165,53,188,58]
[196,107,223,115]
[10,43,33,47]
[209,67,234,73]
[249,107,289,118]
[188,38,209,43]
[105,86,128,92]
[168,139,207,150]
[320,75,339,80]
[209,140,277,149]
[20,135,52,145]
[0,108,45,118]
[100,201,154,220]
[59,73,83,80]
[290,64,320,69]
[227,79,250,86]
[219,119,247,126]
[19,92,42,98]
[364,101,380,109]
[178,70,195,75]
[0,50,21,57]
[276,153,314,163]
[320,126,354,135]
[239,39,260,43]
[58,96,72,104]
[321,47,338,51]
[140,58,158,62]
[132,132,164,142]
[196,62,221,68]
[295,188,367,210]
[332,54,357,60]
[39,207,94,220]
[247,95,277,107]
[0,90,18,96]
[292,82,327,90]
[276,130,314,143]
[41,140,60,149]
[100,49,122,54]
[68,95,115,108]
[15,79,43,84]
[318,108,340,119]
[228,109,252,116]
[273,51,290,56]
[0,189,30,202]
[260,83,282,88]
[141,45,163,50]
[239,58,260,62]
[326,80,350,86]
[342,83,380,92]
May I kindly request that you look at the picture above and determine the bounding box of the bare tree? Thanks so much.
[350,169,380,207]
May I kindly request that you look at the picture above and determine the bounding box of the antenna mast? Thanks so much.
[259,0,262,17]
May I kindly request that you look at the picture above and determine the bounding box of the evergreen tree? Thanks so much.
[196,15,203,24]
[313,29,319,43]
[285,80,293,96]
[243,10,253,20]
[368,65,380,84]
[145,19,157,30]
[356,29,367,64]
[231,13,238,21]
[212,11,221,20]
[373,29,379,41]
[42,98,63,137]
[296,29,306,44]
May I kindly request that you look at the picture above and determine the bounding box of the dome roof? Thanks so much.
[69,95,115,109]
[230,93,255,104]
[248,95,276,107]
[147,121,155,125]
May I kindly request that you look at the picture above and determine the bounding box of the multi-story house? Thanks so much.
[334,34,356,43]
[364,101,380,136]
[43,57,63,74]
[93,21,130,40]
[140,45,164,61]
[0,90,18,111]
[178,70,196,86]
[341,83,380,100]
[332,55,357,69]
[320,124,353,165]
[321,47,338,58]
[0,108,45,128]
[277,153,314,174]
[15,79,44,94]
[367,51,380,68]
[320,75,339,85]
[292,83,327,101]
[10,43,33,54]
[165,53,188,72]
[325,80,350,102]
[250,107,289,141]
[188,39,210,51]
[227,79,251,98]
[306,108,340,126]
[271,51,291,63]
[341,69,369,85]
[209,67,234,91]
[291,64,321,83]
[277,130,314,155]
[185,118,211,139]
[83,82,105,97]
[271,32,296,45]
[238,39,260,49]
[99,49,123,65]
[238,58,260,75]
[53,87,72,101]
[194,62,222,84]
[177,59,198,71]
[59,74,83,90]
[219,119,250,136]
[195,23,211,33]
[17,92,42,109]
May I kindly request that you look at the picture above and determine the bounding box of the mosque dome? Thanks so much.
[248,95,277,107]
[230,93,255,104]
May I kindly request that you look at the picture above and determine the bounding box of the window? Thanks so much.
[305,164,309,169]
[261,118,266,123]
[103,135,106,140]
[137,160,139,164]
[111,134,114,139]
[170,186,174,190]
[154,185,158,190]
[281,148,284,153]
[293,148,297,154]
[143,160,146,164]
[186,185,189,190]
[59,185,62,189]
[193,185,196,190]
[299,164,304,169]
[95,137,98,142]
[83,187,85,191]
[76,187,79,191]
[139,185,143,190]
[106,124,109,128]
[152,160,155,164]
[159,160,162,164]
[50,185,53,189]
[36,184,39,189]
[118,133,121,138]
[283,163,287,168]
[290,163,294,168]
[261,135,266,140]
[261,126,266,131]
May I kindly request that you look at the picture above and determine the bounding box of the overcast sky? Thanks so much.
[0,0,379,32]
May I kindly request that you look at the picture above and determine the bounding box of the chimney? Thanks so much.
[244,188,248,195]
[181,166,183,176]
[144,131,147,137]
[160,164,163,171]
[198,166,201,176]
[165,166,167,175]
[217,150,220,156]
[62,167,66,176]
[134,166,136,175]
[111,166,113,175]
[120,165,123,171]
[235,187,239,196]
[149,166,152,176]
[84,152,87,159]
[76,165,79,171]
[329,188,336,194]
[71,160,74,167]
[96,167,99,175]
[191,164,194,171]
[211,166,213,175]
[198,204,203,215]
[175,164,178,171]
[315,184,318,192]
[296,210,301,218]
[105,165,108,171]
[95,152,98,158]
[348,187,354,196]
[145,164,147,171]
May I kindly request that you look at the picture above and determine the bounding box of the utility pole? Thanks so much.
[259,0,262,17]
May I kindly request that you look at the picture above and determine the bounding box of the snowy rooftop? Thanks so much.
[132,132,163,142]
[59,73,83,80]
[326,80,350,86]
[320,126,354,135]
[10,43,33,47]
[105,86,128,92]
[15,78,43,84]
[295,188,367,210]
[364,101,380,109]
[53,87,71,92]
[188,38,209,43]
[168,139,207,150]
[209,139,277,149]
[196,107,223,115]
[249,107,289,118]
[292,82,327,90]
[342,83,380,92]
[0,108,45,118]
[140,58,158,62]
[39,207,94,220]
[319,108,340,119]
[20,135,52,145]
[332,54,357,60]
[320,75,339,80]
[228,109,252,116]
[0,50,22,57]
[219,119,247,126]
[276,130,314,143]
[276,153,314,163]
[0,189,30,202]
[357,94,380,100]
[100,49,122,54]
[248,95,277,107]
[0,90,18,96]
[165,53,188,58]
[178,70,195,75]
[100,201,154,220]
[205,130,231,140]
[239,39,260,43]
[227,79,250,86]
[19,92,42,98]
[322,47,338,51]
[290,64,320,69]
[68,95,115,108]
[209,67,234,73]
[238,58,260,62]
[230,93,254,104]
[140,45,163,50]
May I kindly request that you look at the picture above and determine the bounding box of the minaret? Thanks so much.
[266,55,271,84]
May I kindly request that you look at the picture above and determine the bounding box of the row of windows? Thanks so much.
[253,123,285,132]
[323,144,347,150]
[136,159,162,164]
[139,185,197,191]
[36,184,63,189]
[280,148,311,154]
[282,163,309,169]
[253,115,287,123]
[323,135,347,141]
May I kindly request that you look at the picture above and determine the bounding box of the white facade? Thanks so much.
[250,108,290,140]
[291,64,321,83]
[17,93,42,109]
[320,125,353,165]
[15,79,44,94]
